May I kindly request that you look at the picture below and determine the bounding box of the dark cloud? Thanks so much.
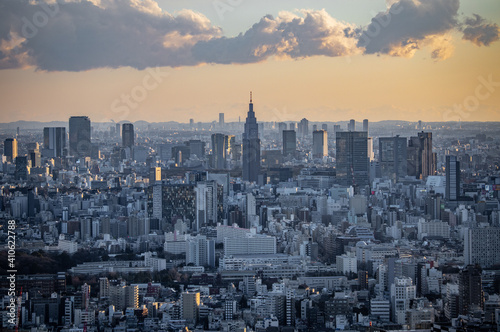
[462,14,500,46]
[0,0,220,71]
[358,0,460,58]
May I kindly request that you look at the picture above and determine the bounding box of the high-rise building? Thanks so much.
[219,113,224,127]
[363,119,369,133]
[336,131,369,187]
[464,227,500,268]
[211,133,227,169]
[390,276,416,325]
[122,123,134,148]
[4,138,18,162]
[242,92,261,182]
[348,119,356,131]
[282,130,296,157]
[149,167,162,183]
[69,116,91,157]
[289,122,295,131]
[312,130,328,158]
[195,181,222,230]
[458,265,484,315]
[379,136,408,179]
[407,132,436,179]
[109,284,139,311]
[15,156,29,180]
[43,127,66,158]
[147,184,196,226]
[298,118,309,138]
[186,235,215,267]
[187,140,205,159]
[446,155,460,201]
[28,143,41,168]
[181,292,200,323]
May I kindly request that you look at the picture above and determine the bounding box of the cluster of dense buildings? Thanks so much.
[0,95,500,331]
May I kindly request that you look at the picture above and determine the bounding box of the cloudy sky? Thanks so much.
[0,0,499,123]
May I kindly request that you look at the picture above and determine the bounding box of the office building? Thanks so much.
[312,130,328,158]
[4,138,18,162]
[390,276,416,325]
[43,127,66,158]
[242,92,261,182]
[407,132,436,179]
[195,181,222,230]
[446,155,460,200]
[464,227,500,268]
[363,119,369,133]
[122,123,134,148]
[28,143,41,168]
[348,119,355,131]
[211,133,227,169]
[298,118,309,138]
[224,235,277,256]
[15,156,29,180]
[282,130,296,157]
[379,136,408,179]
[147,184,196,226]
[219,113,224,127]
[69,116,91,157]
[336,131,369,187]
[188,139,205,158]
[181,292,200,323]
[458,265,484,315]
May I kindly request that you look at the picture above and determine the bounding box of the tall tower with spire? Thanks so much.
[242,91,261,182]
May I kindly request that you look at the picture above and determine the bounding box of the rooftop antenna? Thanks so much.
[250,91,252,103]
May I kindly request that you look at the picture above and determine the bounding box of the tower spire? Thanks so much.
[250,91,252,103]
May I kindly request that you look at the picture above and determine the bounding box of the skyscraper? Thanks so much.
[282,130,296,157]
[407,132,436,179]
[379,136,408,179]
[348,119,356,131]
[69,116,91,157]
[242,92,261,182]
[336,131,369,187]
[219,113,224,127]
[122,123,134,148]
[43,127,66,158]
[446,155,460,201]
[211,133,226,169]
[458,265,484,315]
[3,138,18,162]
[363,119,369,133]
[312,130,328,158]
[298,118,309,138]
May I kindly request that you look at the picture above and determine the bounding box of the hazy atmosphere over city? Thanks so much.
[1,1,500,332]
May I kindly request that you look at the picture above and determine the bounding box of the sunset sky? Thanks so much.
[0,0,499,123]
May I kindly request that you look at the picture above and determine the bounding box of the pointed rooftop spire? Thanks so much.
[250,91,252,103]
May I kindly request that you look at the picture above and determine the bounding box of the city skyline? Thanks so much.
[0,0,499,123]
